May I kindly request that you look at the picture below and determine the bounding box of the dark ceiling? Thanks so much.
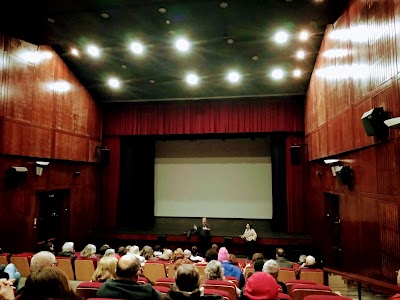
[3,0,347,102]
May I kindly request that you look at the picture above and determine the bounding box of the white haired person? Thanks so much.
[80,244,100,267]
[129,245,146,267]
[263,259,287,294]
[58,242,77,260]
[295,255,318,278]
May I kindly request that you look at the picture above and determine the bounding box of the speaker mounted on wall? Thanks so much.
[335,166,354,187]
[361,107,389,139]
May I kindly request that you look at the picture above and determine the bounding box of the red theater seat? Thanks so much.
[291,284,333,300]
[286,279,317,295]
[204,288,232,300]
[10,253,34,277]
[76,281,102,299]
[202,280,238,300]
[153,285,171,294]
[303,296,352,300]
[278,293,292,300]
[154,277,175,288]
[299,269,324,285]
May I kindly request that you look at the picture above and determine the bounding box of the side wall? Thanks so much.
[305,0,400,282]
[0,34,102,252]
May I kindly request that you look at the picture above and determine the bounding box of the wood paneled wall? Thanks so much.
[305,0,400,283]
[0,33,102,253]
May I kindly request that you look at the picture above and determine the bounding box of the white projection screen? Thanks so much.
[154,138,273,219]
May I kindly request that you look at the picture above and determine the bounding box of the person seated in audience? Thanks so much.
[142,245,156,261]
[275,248,293,268]
[190,246,205,262]
[117,246,127,257]
[389,269,400,299]
[91,256,118,283]
[0,263,20,289]
[218,247,245,288]
[263,259,287,294]
[169,264,222,300]
[96,254,161,299]
[205,260,241,297]
[98,244,110,259]
[205,248,218,262]
[245,258,264,279]
[153,245,162,257]
[173,249,193,271]
[80,244,99,266]
[0,278,15,300]
[241,271,279,300]
[21,267,81,300]
[298,254,307,265]
[129,245,146,267]
[172,248,185,262]
[58,242,77,260]
[104,248,117,258]
[158,248,173,262]
[36,239,56,254]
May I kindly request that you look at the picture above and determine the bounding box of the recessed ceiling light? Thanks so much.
[186,73,199,85]
[100,12,110,19]
[252,55,259,61]
[175,38,190,52]
[271,68,284,80]
[149,79,156,84]
[47,17,55,23]
[87,45,100,57]
[226,71,240,83]
[274,31,289,44]
[158,7,167,13]
[169,30,176,35]
[293,69,302,77]
[166,20,171,25]
[296,50,306,59]
[108,78,120,88]
[71,48,79,56]
[227,38,234,44]
[130,41,144,55]
[121,64,127,69]
[299,31,309,41]
[220,2,228,8]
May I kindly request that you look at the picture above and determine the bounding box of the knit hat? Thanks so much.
[218,247,229,262]
[243,272,279,300]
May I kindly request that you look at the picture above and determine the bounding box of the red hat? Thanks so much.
[243,272,279,300]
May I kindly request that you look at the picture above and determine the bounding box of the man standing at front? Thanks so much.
[195,217,210,255]
[97,254,160,299]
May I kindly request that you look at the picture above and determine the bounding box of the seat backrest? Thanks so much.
[202,280,237,300]
[138,276,149,284]
[56,257,75,280]
[75,259,95,281]
[277,268,296,283]
[224,276,239,287]
[278,292,292,300]
[0,255,9,265]
[244,267,255,280]
[195,265,207,280]
[76,281,102,299]
[286,280,317,296]
[303,295,352,300]
[153,285,170,294]
[291,284,333,300]
[143,263,166,283]
[167,264,176,278]
[299,269,324,285]
[10,254,32,277]
[204,288,232,300]
[154,277,175,288]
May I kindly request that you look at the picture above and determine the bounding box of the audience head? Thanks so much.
[298,254,307,264]
[275,248,285,258]
[183,249,191,259]
[305,255,316,266]
[217,247,229,262]
[243,272,279,300]
[99,244,110,257]
[91,256,118,283]
[141,245,154,260]
[263,259,279,279]
[172,248,184,261]
[154,244,161,252]
[30,251,57,272]
[229,254,238,266]
[159,249,173,260]
[117,246,127,256]
[116,254,140,281]
[254,259,265,272]
[191,246,198,255]
[104,248,116,257]
[80,244,96,258]
[129,245,140,255]
[202,217,207,225]
[205,260,224,280]
[22,267,78,300]
[61,242,74,253]
[205,248,218,262]
[397,269,400,286]
[211,244,218,250]
[175,264,200,292]
[246,223,252,229]
[252,253,264,262]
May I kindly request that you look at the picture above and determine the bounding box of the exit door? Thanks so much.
[324,193,342,268]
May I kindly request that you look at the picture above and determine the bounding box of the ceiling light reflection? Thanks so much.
[46,80,72,93]
[87,45,100,57]
[271,69,284,80]
[130,42,144,55]
[274,31,289,44]
[293,69,302,77]
[186,73,199,85]
[17,50,53,64]
[175,38,190,52]
[227,71,240,83]
[296,50,306,59]
[299,31,309,41]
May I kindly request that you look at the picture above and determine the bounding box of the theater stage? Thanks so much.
[94,218,312,259]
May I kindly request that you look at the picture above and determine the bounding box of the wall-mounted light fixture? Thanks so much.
[35,161,49,176]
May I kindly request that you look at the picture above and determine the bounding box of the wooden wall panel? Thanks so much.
[0,33,4,119]
[54,132,88,161]
[327,111,353,156]
[395,0,400,72]
[376,142,399,195]
[357,146,378,193]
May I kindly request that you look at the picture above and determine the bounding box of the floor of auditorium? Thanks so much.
[17,274,393,299]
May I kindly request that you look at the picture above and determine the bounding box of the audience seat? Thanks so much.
[138,276,149,284]
[303,296,352,300]
[277,268,296,283]
[299,269,324,285]
[75,258,96,281]
[153,285,171,294]
[225,275,239,287]
[291,284,333,300]
[244,266,255,280]
[194,263,207,279]
[154,277,175,288]
[76,281,102,299]
[0,254,10,265]
[278,293,292,300]
[143,263,167,283]
[10,253,33,277]
[202,279,238,300]
[167,264,176,278]
[56,257,75,280]
[204,288,231,300]
[286,280,317,295]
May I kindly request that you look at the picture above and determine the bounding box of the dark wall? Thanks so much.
[305,0,400,283]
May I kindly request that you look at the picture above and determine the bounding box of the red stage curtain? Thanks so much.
[103,98,304,136]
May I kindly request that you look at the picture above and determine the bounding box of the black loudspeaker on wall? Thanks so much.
[290,145,301,165]
[361,107,389,138]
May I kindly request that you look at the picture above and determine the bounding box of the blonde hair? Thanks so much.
[159,249,173,261]
[80,244,96,258]
[91,256,118,282]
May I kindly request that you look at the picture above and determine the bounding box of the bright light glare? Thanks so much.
[323,49,349,58]
[71,48,79,56]
[17,50,53,64]
[296,50,306,59]
[175,38,190,52]
[271,69,284,80]
[108,78,120,88]
[274,31,289,44]
[87,45,100,57]
[299,31,309,41]
[186,73,199,85]
[293,69,302,77]
[227,71,240,83]
[46,80,72,93]
[130,42,144,55]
